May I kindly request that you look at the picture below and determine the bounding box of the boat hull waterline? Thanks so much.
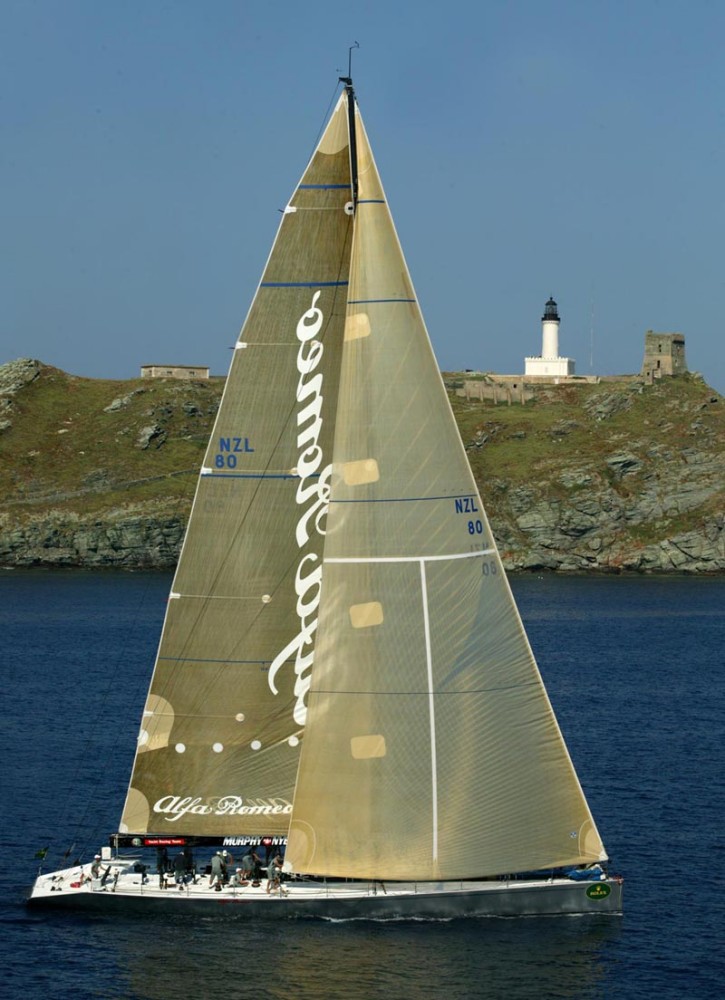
[29,870,622,919]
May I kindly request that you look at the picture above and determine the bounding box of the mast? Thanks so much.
[339,71,358,206]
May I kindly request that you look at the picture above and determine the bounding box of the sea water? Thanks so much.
[1,570,723,1000]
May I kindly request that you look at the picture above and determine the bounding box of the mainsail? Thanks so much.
[286,93,607,880]
[120,99,354,837]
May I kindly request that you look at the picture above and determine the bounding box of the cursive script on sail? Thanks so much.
[153,795,293,822]
[267,291,331,726]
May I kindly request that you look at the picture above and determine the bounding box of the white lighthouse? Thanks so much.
[525,296,575,378]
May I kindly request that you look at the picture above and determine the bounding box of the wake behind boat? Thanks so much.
[29,77,623,919]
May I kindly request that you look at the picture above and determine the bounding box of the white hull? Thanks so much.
[28,862,622,919]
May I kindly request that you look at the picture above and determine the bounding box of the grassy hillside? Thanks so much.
[449,375,723,555]
[1,360,722,571]
[1,364,220,521]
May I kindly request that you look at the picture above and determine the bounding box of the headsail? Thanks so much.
[286,91,607,880]
[120,97,354,837]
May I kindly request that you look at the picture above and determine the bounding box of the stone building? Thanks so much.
[640,332,687,381]
[140,364,210,380]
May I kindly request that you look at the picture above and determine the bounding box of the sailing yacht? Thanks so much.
[29,80,623,918]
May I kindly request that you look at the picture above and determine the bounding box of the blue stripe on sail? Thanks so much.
[261,281,349,288]
[330,493,473,504]
[204,473,301,480]
[348,298,416,304]
[358,199,385,204]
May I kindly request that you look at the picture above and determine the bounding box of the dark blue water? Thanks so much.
[1,570,723,999]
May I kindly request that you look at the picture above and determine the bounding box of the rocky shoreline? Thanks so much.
[1,506,722,574]
[1,359,723,573]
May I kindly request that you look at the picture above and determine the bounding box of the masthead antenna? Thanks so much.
[338,42,360,208]
[339,41,359,83]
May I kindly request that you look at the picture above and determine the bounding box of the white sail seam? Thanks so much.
[325,548,495,565]
[419,559,438,863]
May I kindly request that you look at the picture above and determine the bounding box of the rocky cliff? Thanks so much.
[1,359,722,572]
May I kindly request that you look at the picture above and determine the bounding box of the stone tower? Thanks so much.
[641,331,687,380]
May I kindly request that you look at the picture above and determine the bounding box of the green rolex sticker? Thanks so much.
[586,882,611,900]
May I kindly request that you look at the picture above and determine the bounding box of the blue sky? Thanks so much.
[3,0,724,393]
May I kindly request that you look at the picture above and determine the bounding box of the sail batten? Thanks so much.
[326,549,496,564]
[158,658,271,665]
[158,598,269,604]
